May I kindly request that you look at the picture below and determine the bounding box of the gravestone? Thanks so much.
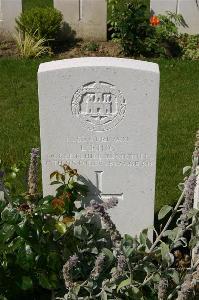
[150,0,199,35]
[54,0,107,41]
[178,0,199,35]
[38,57,159,236]
[0,0,22,39]
[150,0,177,15]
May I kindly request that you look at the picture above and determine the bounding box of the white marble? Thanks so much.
[38,57,159,236]
[54,0,107,41]
[150,0,177,15]
[178,0,199,35]
[0,0,22,39]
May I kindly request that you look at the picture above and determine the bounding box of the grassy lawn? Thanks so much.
[156,59,199,210]
[22,0,53,11]
[0,57,199,211]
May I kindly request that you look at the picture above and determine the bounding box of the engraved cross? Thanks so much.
[95,171,123,202]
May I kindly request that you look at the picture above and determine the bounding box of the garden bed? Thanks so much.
[0,34,123,59]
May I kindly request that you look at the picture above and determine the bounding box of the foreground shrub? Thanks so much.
[108,0,156,56]
[59,131,199,299]
[0,153,88,299]
[153,12,184,57]
[180,34,199,60]
[1,130,199,299]
[16,7,63,40]
[14,32,51,58]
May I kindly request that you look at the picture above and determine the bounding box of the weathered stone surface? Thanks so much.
[38,57,159,236]
[0,0,22,39]
[150,0,177,15]
[178,0,199,35]
[54,0,107,41]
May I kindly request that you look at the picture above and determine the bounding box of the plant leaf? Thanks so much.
[158,205,173,220]
[20,276,33,290]
[183,166,191,174]
[117,278,131,292]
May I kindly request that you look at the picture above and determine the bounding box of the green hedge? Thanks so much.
[22,0,53,11]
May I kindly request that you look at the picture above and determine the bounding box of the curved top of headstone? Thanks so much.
[38,57,159,74]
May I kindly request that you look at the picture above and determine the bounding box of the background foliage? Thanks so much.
[22,0,53,11]
[16,7,63,40]
[0,163,88,299]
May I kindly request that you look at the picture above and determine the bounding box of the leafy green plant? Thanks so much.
[0,150,88,299]
[180,34,199,60]
[152,12,184,57]
[59,131,199,299]
[108,0,156,56]
[16,7,63,40]
[82,41,99,52]
[0,160,20,199]
[1,133,199,299]
[156,12,184,39]
[14,32,51,58]
[108,1,184,58]
[22,0,53,11]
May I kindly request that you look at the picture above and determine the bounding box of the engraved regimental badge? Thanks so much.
[71,81,126,132]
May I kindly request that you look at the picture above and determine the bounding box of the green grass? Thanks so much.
[0,58,44,190]
[0,58,199,211]
[22,0,53,11]
[155,59,199,210]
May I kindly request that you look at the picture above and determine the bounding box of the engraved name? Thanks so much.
[44,135,153,168]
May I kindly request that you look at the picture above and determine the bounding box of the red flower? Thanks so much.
[150,15,160,26]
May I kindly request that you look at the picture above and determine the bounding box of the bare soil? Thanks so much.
[55,41,124,59]
[0,34,18,57]
[0,34,124,59]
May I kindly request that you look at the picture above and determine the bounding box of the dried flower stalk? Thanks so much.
[63,254,79,289]
[158,278,169,300]
[177,274,194,300]
[87,199,122,249]
[90,253,105,280]
[28,148,39,195]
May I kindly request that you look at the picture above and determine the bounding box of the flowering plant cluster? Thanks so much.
[108,0,199,59]
[59,131,199,300]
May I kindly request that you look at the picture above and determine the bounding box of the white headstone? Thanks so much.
[178,0,199,35]
[38,57,159,236]
[54,0,107,41]
[150,0,199,35]
[150,0,177,15]
[0,0,22,39]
